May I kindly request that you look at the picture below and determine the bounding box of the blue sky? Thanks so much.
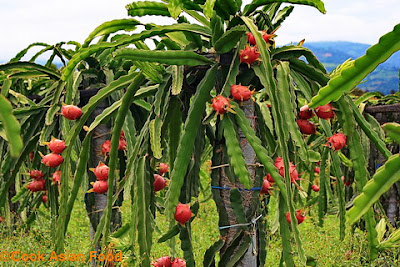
[0,0,399,62]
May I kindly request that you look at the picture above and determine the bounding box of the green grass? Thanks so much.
[1,193,399,266]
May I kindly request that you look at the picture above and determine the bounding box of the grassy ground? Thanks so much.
[0,194,399,266]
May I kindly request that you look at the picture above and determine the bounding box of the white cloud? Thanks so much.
[0,0,133,61]
[0,0,399,62]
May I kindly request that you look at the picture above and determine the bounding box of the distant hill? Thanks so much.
[303,41,400,94]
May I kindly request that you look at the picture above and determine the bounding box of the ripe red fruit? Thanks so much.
[298,108,314,120]
[265,173,274,183]
[274,157,300,183]
[91,180,108,194]
[36,179,46,191]
[152,256,171,267]
[246,31,275,45]
[286,210,305,224]
[120,130,125,139]
[230,85,253,102]
[61,104,82,120]
[262,32,275,43]
[101,140,111,155]
[92,162,109,181]
[274,156,285,169]
[261,178,272,194]
[326,133,347,151]
[29,151,34,162]
[41,153,64,167]
[315,104,335,119]
[47,138,66,154]
[118,138,127,151]
[174,203,193,225]
[158,163,169,175]
[239,46,260,66]
[314,167,320,174]
[246,32,256,45]
[42,194,48,204]
[297,119,316,135]
[29,170,45,180]
[27,179,46,192]
[285,212,291,223]
[154,174,167,192]
[171,258,186,267]
[211,95,231,115]
[296,211,306,224]
[101,138,127,154]
[311,185,320,192]
[52,170,61,183]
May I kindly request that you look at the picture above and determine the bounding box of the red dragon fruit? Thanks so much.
[45,138,66,154]
[158,163,169,175]
[29,151,34,162]
[211,95,231,115]
[174,203,193,225]
[315,104,335,120]
[118,138,127,151]
[90,180,108,194]
[153,174,167,192]
[61,104,82,120]
[91,162,109,181]
[261,178,272,194]
[101,140,111,156]
[52,170,61,183]
[246,31,275,45]
[297,119,316,135]
[29,170,45,180]
[298,108,314,120]
[171,258,186,267]
[230,85,253,102]
[326,133,347,151]
[265,173,275,183]
[239,46,260,66]
[311,185,320,192]
[27,179,46,192]
[41,153,64,167]
[152,256,171,267]
[274,157,300,183]
[286,210,305,224]
[262,31,275,43]
[246,32,256,45]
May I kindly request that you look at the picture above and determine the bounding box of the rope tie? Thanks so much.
[219,214,262,230]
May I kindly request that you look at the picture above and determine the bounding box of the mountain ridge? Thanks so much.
[302,41,399,94]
